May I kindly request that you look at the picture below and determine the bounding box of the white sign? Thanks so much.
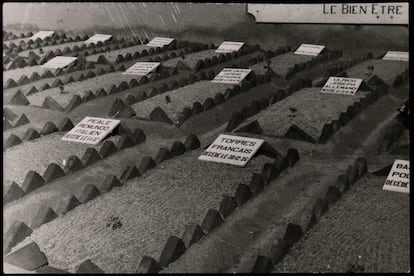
[42,56,78,69]
[84,34,112,44]
[215,41,245,53]
[211,68,252,84]
[123,62,160,76]
[61,117,120,145]
[30,31,55,40]
[247,3,408,25]
[294,44,325,56]
[146,37,174,47]
[198,134,264,167]
[320,77,363,95]
[383,159,409,193]
[383,51,409,61]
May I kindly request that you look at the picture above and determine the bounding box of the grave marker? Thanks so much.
[30,31,55,40]
[123,62,160,76]
[321,77,363,95]
[212,68,252,84]
[146,37,174,47]
[383,159,409,193]
[198,134,264,167]
[42,56,77,69]
[61,116,120,145]
[215,41,245,53]
[382,51,409,61]
[84,34,112,44]
[294,44,325,56]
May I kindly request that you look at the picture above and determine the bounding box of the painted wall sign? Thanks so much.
[123,62,160,76]
[30,31,55,40]
[247,3,408,24]
[146,37,174,47]
[383,51,409,61]
[211,68,252,84]
[215,41,245,53]
[61,116,120,145]
[321,77,363,95]
[198,134,264,167]
[84,34,112,44]
[41,56,77,69]
[383,159,409,193]
[294,44,325,56]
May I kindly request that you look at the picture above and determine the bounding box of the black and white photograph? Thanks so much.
[2,2,410,273]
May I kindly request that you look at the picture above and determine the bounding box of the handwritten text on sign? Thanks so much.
[85,34,112,44]
[321,77,363,96]
[146,37,174,47]
[215,41,245,53]
[247,3,408,24]
[212,68,252,84]
[42,56,77,69]
[31,31,55,40]
[199,134,264,167]
[123,62,160,76]
[383,51,409,62]
[61,117,120,145]
[294,44,325,56]
[383,159,409,193]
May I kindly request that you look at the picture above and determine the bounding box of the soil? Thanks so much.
[85,44,148,63]
[162,49,217,68]
[131,81,233,122]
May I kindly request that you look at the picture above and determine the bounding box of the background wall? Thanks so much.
[3,2,409,54]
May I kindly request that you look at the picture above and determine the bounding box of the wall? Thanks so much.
[3,2,409,54]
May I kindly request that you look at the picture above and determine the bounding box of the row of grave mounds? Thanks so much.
[3,30,33,41]
[233,81,386,144]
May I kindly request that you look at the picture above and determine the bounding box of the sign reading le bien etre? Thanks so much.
[61,117,120,145]
[198,134,264,167]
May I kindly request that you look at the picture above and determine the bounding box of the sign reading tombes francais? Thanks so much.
[321,77,363,96]
[383,159,409,193]
[31,31,55,40]
[383,51,409,61]
[198,134,264,167]
[61,117,120,145]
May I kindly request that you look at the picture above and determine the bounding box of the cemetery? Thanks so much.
[2,2,410,274]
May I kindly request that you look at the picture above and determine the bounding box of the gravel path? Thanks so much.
[27,73,141,107]
[235,87,368,140]
[273,174,410,273]
[85,44,147,63]
[345,59,408,85]
[250,52,315,78]
[18,41,86,58]
[132,81,233,122]
[162,49,217,69]
[14,151,274,273]
[3,132,120,191]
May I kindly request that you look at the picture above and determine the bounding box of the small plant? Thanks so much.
[105,215,122,230]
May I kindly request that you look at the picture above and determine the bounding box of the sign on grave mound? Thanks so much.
[146,37,174,47]
[215,41,245,53]
[42,56,77,69]
[84,34,112,44]
[321,77,363,95]
[294,43,325,56]
[123,62,160,76]
[383,51,408,62]
[30,31,55,40]
[212,68,252,84]
[383,159,409,193]
[198,134,264,167]
[61,117,120,145]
